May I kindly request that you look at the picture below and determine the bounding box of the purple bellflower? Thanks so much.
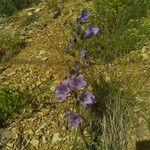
[83,24,99,39]
[55,79,73,100]
[65,110,81,127]
[80,10,90,24]
[77,91,95,107]
[55,84,69,100]
[76,10,90,34]
[55,74,87,100]
[80,50,88,58]
[71,74,87,90]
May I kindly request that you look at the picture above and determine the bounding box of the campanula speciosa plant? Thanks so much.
[55,10,99,148]
[55,10,99,128]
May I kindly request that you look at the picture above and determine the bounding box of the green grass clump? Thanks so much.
[46,0,60,11]
[0,0,39,17]
[0,87,32,127]
[93,0,150,62]
[20,13,38,27]
[0,32,26,62]
[84,64,149,149]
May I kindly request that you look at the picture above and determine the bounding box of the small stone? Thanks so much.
[5,25,11,30]
[36,81,42,86]
[24,72,30,78]
[46,70,50,76]
[30,138,39,149]
[41,57,48,61]
[50,85,55,91]
[142,54,149,60]
[28,129,34,135]
[3,81,9,85]
[27,12,33,16]
[9,71,16,76]
[52,133,61,143]
[32,84,36,89]
[6,143,13,148]
[39,50,46,55]
[41,78,47,82]
[49,10,61,19]
[141,46,147,53]
[34,8,41,13]
[42,136,46,143]
[27,39,33,42]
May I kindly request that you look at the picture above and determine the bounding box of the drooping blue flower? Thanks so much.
[70,35,77,45]
[65,110,81,128]
[55,74,86,99]
[80,50,88,58]
[55,79,73,100]
[77,91,95,107]
[76,10,90,34]
[83,24,99,39]
[80,10,90,24]
[61,79,74,88]
[55,84,69,100]
[71,74,87,90]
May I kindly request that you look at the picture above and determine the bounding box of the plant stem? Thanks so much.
[73,92,90,149]
[79,125,90,150]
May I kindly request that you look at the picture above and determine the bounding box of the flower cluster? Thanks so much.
[55,73,95,127]
[55,74,87,100]
[55,73,94,106]
[65,110,81,128]
[69,10,100,59]
[55,10,98,128]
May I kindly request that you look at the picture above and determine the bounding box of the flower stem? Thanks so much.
[79,125,90,150]
[73,92,90,149]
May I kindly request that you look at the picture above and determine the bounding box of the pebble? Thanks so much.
[36,80,42,86]
[30,138,39,149]
[49,10,61,19]
[34,8,41,13]
[41,56,48,61]
[27,12,33,16]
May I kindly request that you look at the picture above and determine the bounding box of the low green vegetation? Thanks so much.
[20,12,38,27]
[0,87,32,127]
[47,0,61,11]
[0,32,26,62]
[92,0,150,62]
[0,0,39,17]
[86,68,141,149]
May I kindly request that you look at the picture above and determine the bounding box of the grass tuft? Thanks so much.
[0,86,32,127]
[0,0,40,17]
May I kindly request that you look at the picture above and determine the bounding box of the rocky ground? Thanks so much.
[0,1,93,149]
[0,0,150,149]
